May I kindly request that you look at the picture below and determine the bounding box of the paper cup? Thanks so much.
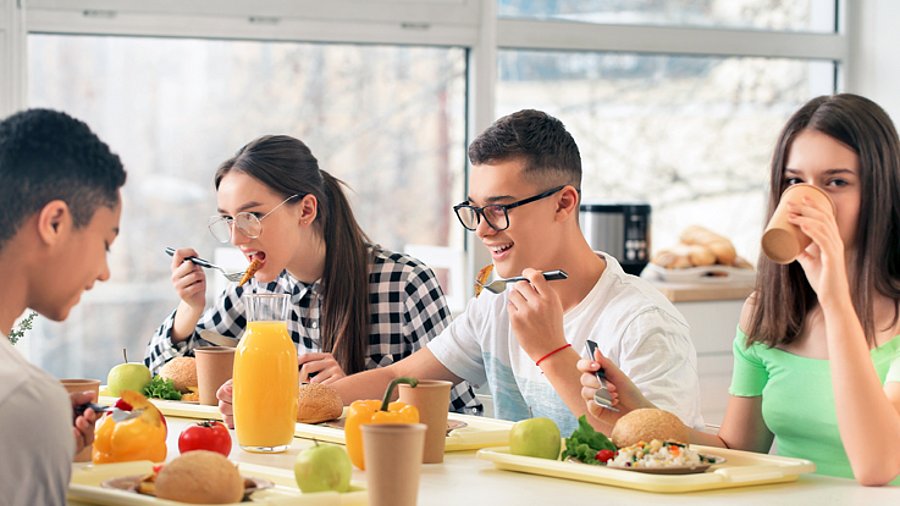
[362,423,426,506]
[398,380,452,463]
[761,184,835,264]
[60,378,101,462]
[194,347,236,406]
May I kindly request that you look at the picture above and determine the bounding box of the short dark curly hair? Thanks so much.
[468,109,581,187]
[0,109,126,250]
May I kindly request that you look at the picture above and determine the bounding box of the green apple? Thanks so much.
[107,349,151,396]
[294,442,352,493]
[509,417,561,460]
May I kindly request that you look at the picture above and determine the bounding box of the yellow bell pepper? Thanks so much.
[345,377,420,470]
[92,390,167,464]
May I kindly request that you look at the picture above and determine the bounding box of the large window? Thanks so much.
[10,1,845,381]
[497,51,835,259]
[27,34,466,379]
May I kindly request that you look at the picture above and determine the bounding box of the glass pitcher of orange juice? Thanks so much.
[233,294,298,453]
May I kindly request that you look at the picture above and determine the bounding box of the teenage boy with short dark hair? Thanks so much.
[221,109,703,435]
[0,109,126,505]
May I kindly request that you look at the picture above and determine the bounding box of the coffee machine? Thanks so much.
[579,202,651,275]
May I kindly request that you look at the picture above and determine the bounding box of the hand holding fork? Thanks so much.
[585,340,619,413]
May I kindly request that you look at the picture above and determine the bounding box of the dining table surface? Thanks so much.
[69,415,898,505]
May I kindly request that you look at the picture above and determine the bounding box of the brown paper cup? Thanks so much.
[194,347,236,406]
[761,184,835,264]
[398,380,452,464]
[60,378,101,462]
[362,423,426,506]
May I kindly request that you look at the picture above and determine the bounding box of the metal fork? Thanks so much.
[584,340,620,412]
[476,269,568,294]
[165,247,245,282]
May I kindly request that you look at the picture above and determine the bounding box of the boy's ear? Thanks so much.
[555,186,580,220]
[37,200,71,245]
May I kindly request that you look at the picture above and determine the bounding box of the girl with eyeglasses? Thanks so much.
[578,94,900,486]
[145,135,481,423]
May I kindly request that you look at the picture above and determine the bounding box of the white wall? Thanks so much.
[847,0,900,122]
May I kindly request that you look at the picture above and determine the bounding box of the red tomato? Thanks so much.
[595,449,615,463]
[178,421,231,457]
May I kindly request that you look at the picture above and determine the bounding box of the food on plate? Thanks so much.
[136,464,162,495]
[345,377,420,470]
[680,225,737,265]
[142,375,182,401]
[509,417,561,460]
[608,439,718,470]
[474,263,494,297]
[93,390,167,464]
[107,349,152,396]
[159,356,198,393]
[238,257,264,286]
[297,382,344,424]
[155,450,244,504]
[294,441,353,493]
[560,415,617,465]
[178,420,232,457]
[651,225,751,270]
[610,408,689,448]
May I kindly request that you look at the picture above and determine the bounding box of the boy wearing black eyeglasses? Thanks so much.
[339,109,702,435]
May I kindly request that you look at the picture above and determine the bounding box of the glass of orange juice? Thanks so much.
[233,294,298,453]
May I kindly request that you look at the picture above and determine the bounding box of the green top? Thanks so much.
[730,328,900,484]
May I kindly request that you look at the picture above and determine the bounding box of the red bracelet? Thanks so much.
[535,343,572,367]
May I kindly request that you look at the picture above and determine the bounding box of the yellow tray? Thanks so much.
[100,396,511,452]
[69,460,366,505]
[476,445,816,493]
[293,412,513,452]
[99,395,223,420]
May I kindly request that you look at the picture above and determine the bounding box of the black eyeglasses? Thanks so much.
[453,185,568,231]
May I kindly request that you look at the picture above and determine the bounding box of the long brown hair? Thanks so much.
[747,94,900,348]
[215,135,371,374]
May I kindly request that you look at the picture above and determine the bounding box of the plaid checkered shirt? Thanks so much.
[144,245,482,413]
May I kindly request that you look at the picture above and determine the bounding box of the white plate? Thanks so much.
[641,263,756,284]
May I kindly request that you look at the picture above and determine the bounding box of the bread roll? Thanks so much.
[684,244,716,267]
[155,450,243,504]
[159,356,198,393]
[297,382,344,423]
[680,226,737,265]
[610,408,689,448]
[679,225,726,245]
[704,239,736,265]
[732,256,754,270]
[651,249,692,269]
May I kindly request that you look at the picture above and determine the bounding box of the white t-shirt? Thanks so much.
[428,253,704,435]
[0,335,74,506]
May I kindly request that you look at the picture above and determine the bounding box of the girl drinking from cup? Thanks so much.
[578,94,900,485]
[145,135,480,420]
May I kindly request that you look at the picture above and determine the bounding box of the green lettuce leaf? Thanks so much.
[560,415,616,465]
[142,375,182,400]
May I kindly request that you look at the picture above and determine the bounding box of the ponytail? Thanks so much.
[319,170,371,374]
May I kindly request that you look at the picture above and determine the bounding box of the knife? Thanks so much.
[199,329,240,348]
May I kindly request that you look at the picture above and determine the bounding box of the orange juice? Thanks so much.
[233,320,298,452]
